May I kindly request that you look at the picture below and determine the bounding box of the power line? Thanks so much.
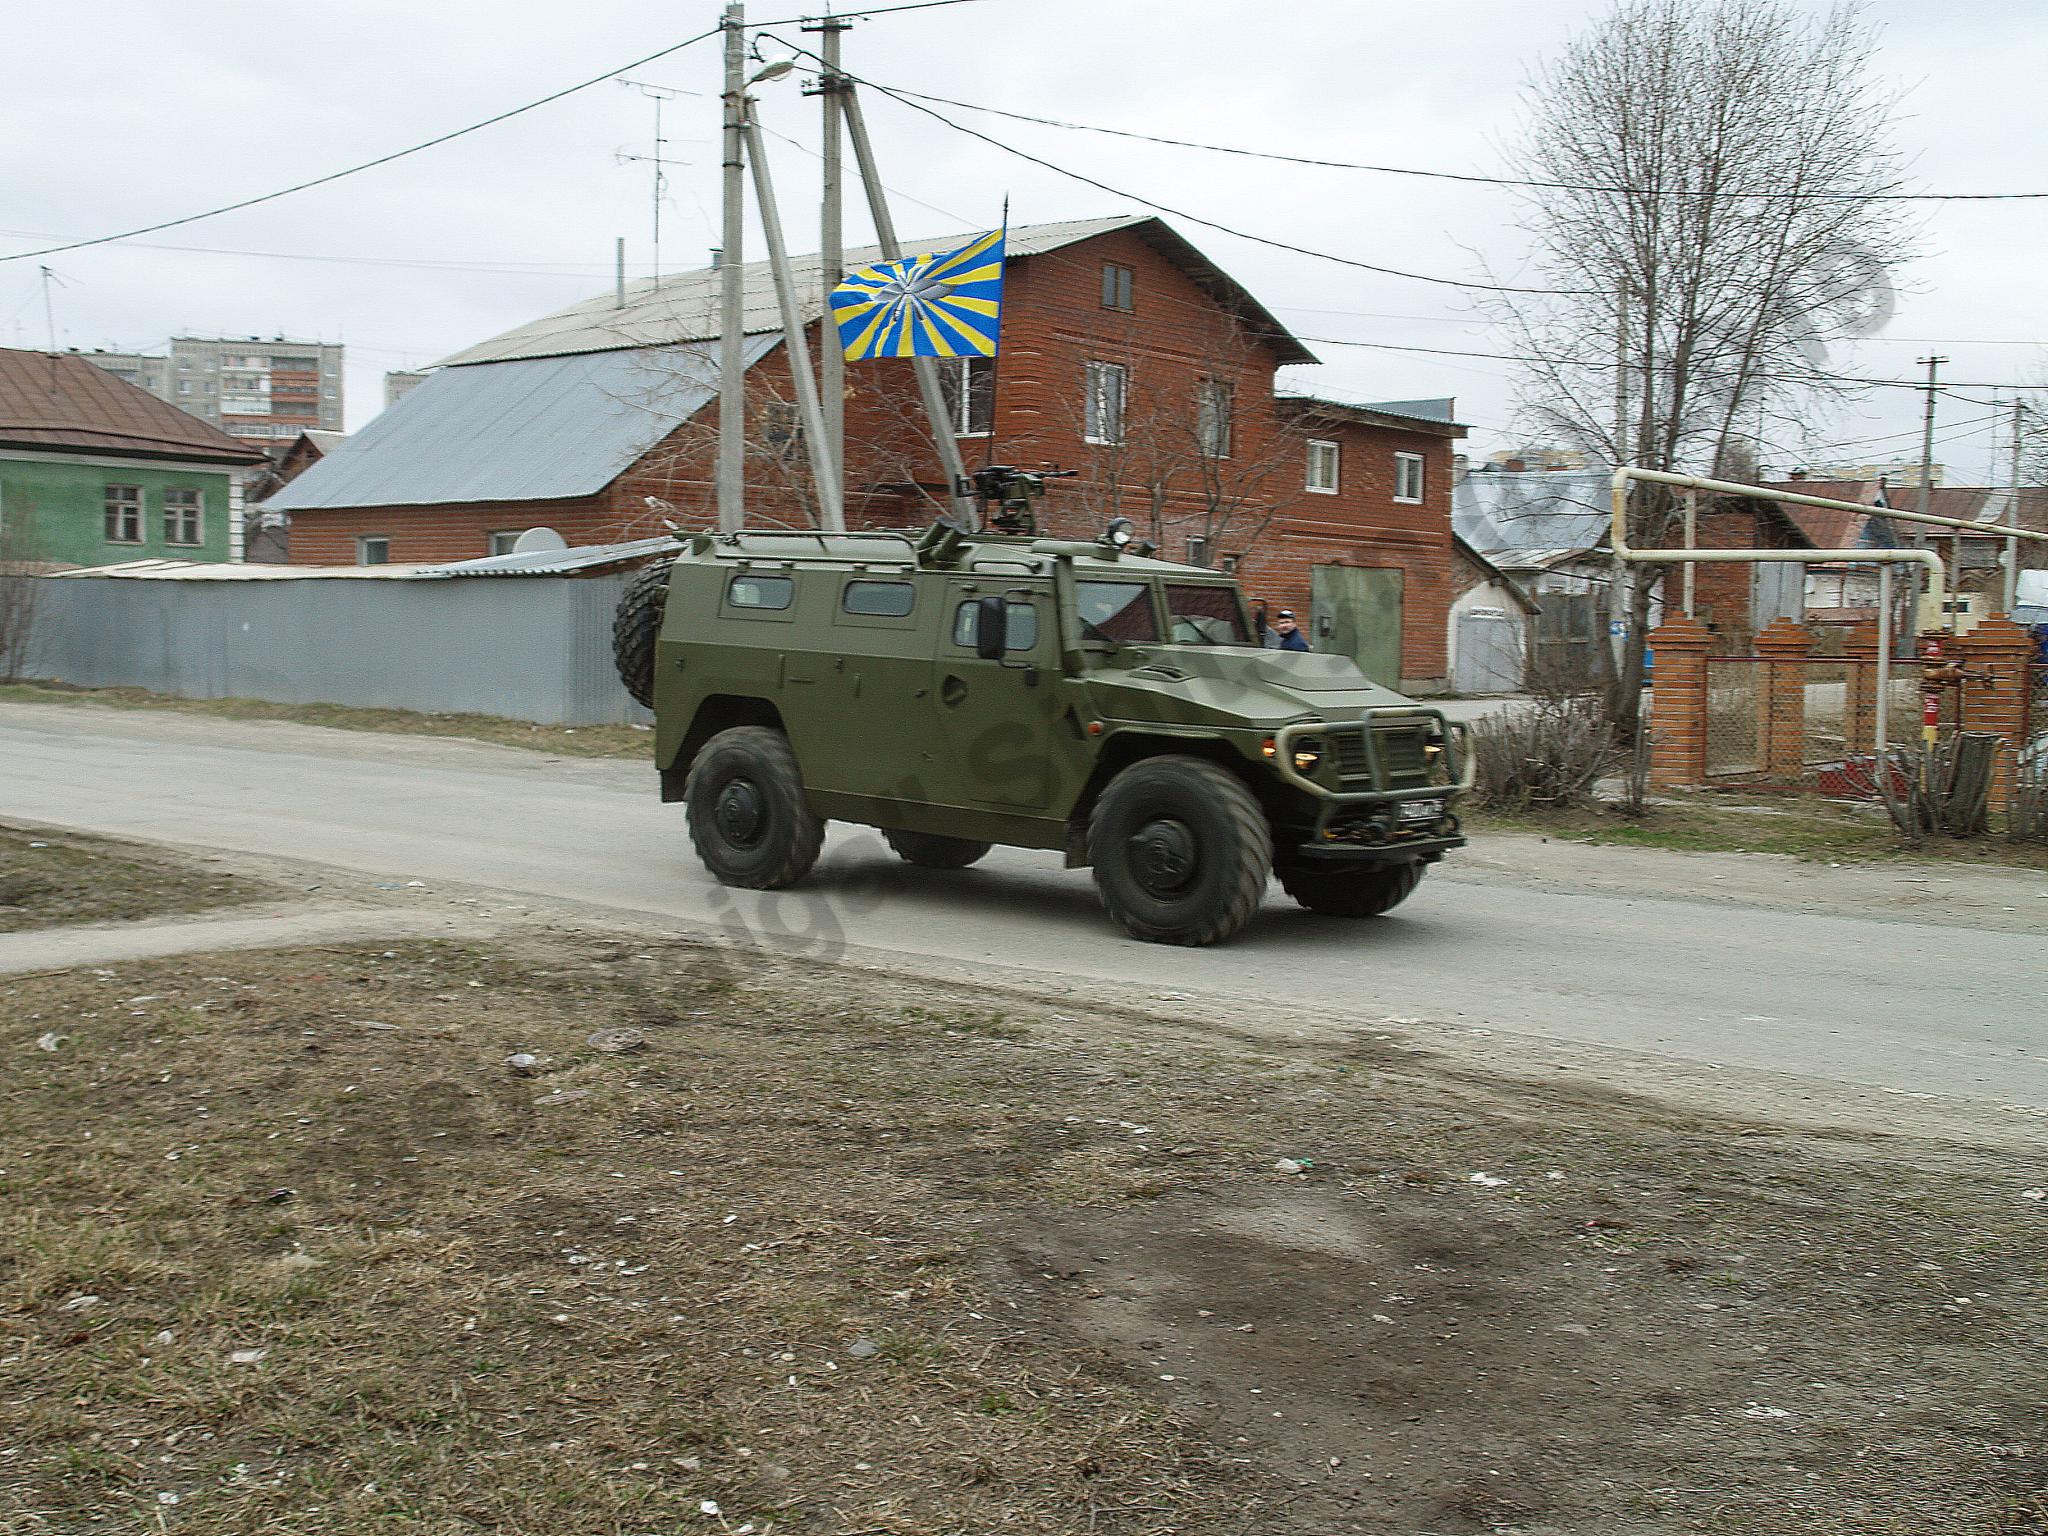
[0,228,650,277]
[818,65,1581,297]
[0,26,726,265]
[1295,332,2048,392]
[870,83,2048,203]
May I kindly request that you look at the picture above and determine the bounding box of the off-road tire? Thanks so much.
[684,726,825,889]
[1277,860,1424,918]
[883,829,993,869]
[1088,755,1272,945]
[612,559,674,708]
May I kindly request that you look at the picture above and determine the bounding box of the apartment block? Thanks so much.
[81,336,344,443]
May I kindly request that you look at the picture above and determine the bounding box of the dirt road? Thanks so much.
[3,699,2044,1127]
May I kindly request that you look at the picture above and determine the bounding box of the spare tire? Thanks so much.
[613,559,674,708]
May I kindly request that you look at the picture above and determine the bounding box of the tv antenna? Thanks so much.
[616,79,702,289]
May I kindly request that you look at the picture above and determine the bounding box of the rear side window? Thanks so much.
[1076,580,1158,642]
[728,574,794,610]
[842,579,914,616]
[952,600,1039,652]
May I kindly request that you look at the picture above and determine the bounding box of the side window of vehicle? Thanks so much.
[842,579,915,617]
[952,599,1039,652]
[727,574,794,610]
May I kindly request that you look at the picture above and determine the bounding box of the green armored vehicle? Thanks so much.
[614,493,1472,946]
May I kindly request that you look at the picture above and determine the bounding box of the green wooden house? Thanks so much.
[0,347,268,567]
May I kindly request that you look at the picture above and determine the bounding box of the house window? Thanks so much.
[1084,361,1127,445]
[1100,262,1134,312]
[1196,379,1232,458]
[762,401,801,461]
[1394,451,1425,503]
[357,536,390,566]
[1306,438,1340,493]
[163,488,203,546]
[103,485,142,543]
[1219,554,1241,576]
[940,356,994,437]
[488,531,522,556]
[1185,534,1209,567]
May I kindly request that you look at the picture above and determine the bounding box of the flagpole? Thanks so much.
[980,197,1008,475]
[837,84,976,529]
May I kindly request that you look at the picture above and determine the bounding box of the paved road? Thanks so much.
[4,701,2043,1116]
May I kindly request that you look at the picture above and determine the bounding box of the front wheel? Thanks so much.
[1088,756,1272,946]
[883,829,992,869]
[684,726,825,889]
[1277,860,1423,918]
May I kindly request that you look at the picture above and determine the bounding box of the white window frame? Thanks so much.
[163,487,204,547]
[1196,378,1233,459]
[1393,451,1425,504]
[1306,438,1340,494]
[1084,361,1127,446]
[1185,534,1209,567]
[487,531,522,557]
[356,536,390,566]
[103,485,142,544]
[944,356,995,438]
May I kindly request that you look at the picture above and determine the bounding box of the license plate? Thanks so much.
[1396,798,1444,823]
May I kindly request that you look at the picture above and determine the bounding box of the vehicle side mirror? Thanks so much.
[974,596,1008,660]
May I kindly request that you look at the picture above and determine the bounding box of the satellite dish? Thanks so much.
[510,526,569,554]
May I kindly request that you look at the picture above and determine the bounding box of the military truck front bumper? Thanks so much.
[1268,710,1475,860]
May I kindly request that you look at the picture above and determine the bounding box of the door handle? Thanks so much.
[941,674,968,707]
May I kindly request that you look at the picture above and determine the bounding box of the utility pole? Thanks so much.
[836,85,976,528]
[805,12,851,504]
[615,236,626,310]
[2006,395,2025,614]
[1915,355,1946,629]
[717,2,747,533]
[1610,279,1632,672]
[740,104,844,530]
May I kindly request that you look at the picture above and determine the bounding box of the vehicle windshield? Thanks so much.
[1164,582,1251,645]
[1076,580,1159,643]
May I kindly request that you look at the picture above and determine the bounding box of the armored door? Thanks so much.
[930,580,1066,809]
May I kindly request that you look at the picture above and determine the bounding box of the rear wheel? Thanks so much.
[883,828,992,869]
[1277,860,1424,918]
[612,559,673,708]
[684,726,824,889]
[1088,756,1271,946]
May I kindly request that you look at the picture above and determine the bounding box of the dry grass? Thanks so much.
[1,936,2043,1533]
[0,682,650,760]
[0,823,251,931]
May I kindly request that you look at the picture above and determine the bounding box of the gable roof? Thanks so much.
[0,347,266,464]
[1279,393,1467,437]
[1764,478,2048,549]
[264,338,776,512]
[435,215,1315,369]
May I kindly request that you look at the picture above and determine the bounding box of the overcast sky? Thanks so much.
[5,0,2045,484]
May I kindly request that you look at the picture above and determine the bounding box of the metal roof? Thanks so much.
[55,535,678,581]
[0,347,267,464]
[413,535,676,577]
[434,215,1315,369]
[262,338,774,512]
[1454,467,1613,558]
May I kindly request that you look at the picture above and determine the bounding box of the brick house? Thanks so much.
[268,215,1465,688]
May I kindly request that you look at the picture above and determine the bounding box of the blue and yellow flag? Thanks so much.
[830,228,1004,360]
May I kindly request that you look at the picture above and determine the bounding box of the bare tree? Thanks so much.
[1496,0,1913,721]
[0,497,49,683]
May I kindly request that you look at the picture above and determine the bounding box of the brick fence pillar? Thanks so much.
[1840,620,1880,760]
[1753,617,1814,782]
[1648,613,1713,787]
[1953,615,2033,815]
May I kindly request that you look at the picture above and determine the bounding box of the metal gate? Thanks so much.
[1454,608,1524,694]
[1310,565,1404,685]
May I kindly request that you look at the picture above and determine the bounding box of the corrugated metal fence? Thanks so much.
[26,571,652,726]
